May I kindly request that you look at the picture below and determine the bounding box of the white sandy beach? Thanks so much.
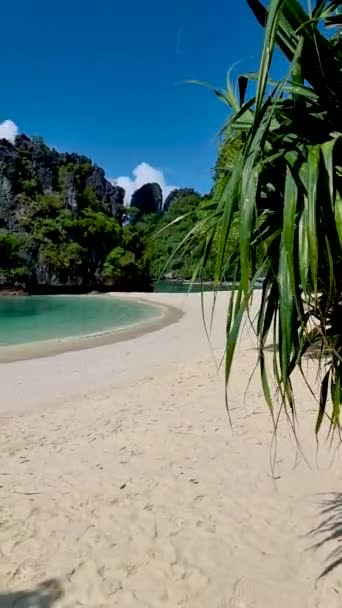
[0,292,342,607]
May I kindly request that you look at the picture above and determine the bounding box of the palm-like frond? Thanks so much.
[192,0,342,433]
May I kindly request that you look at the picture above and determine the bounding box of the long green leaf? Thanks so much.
[334,194,342,249]
[215,159,242,281]
[283,160,298,297]
[254,0,287,116]
[316,368,330,434]
[321,138,338,208]
[305,145,320,290]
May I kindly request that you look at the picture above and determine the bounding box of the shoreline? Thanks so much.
[0,291,223,415]
[0,291,340,607]
[0,293,342,608]
[0,294,183,364]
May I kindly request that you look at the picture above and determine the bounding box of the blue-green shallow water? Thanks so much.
[0,296,159,346]
[154,280,264,293]
[154,281,231,293]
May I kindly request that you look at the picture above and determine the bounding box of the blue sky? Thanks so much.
[1,1,272,197]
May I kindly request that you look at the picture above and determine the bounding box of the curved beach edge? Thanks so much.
[0,293,183,364]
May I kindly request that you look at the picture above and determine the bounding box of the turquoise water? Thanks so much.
[154,280,231,293]
[0,296,159,346]
[154,280,264,293]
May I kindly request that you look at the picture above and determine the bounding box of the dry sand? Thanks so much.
[0,292,342,607]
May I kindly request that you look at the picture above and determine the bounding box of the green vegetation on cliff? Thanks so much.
[0,134,240,292]
[0,136,151,291]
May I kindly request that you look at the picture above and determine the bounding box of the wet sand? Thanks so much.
[0,295,182,364]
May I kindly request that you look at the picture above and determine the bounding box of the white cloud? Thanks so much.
[0,120,18,143]
[112,162,177,205]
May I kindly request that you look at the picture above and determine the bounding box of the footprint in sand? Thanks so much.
[227,578,255,607]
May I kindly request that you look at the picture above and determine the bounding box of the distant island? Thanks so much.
[0,135,215,294]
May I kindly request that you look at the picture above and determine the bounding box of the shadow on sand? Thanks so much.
[0,579,63,607]
[308,492,342,579]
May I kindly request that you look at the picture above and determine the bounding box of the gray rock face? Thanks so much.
[0,134,125,224]
[62,172,78,211]
[85,167,125,220]
[0,176,14,228]
[130,182,162,222]
[0,134,139,293]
